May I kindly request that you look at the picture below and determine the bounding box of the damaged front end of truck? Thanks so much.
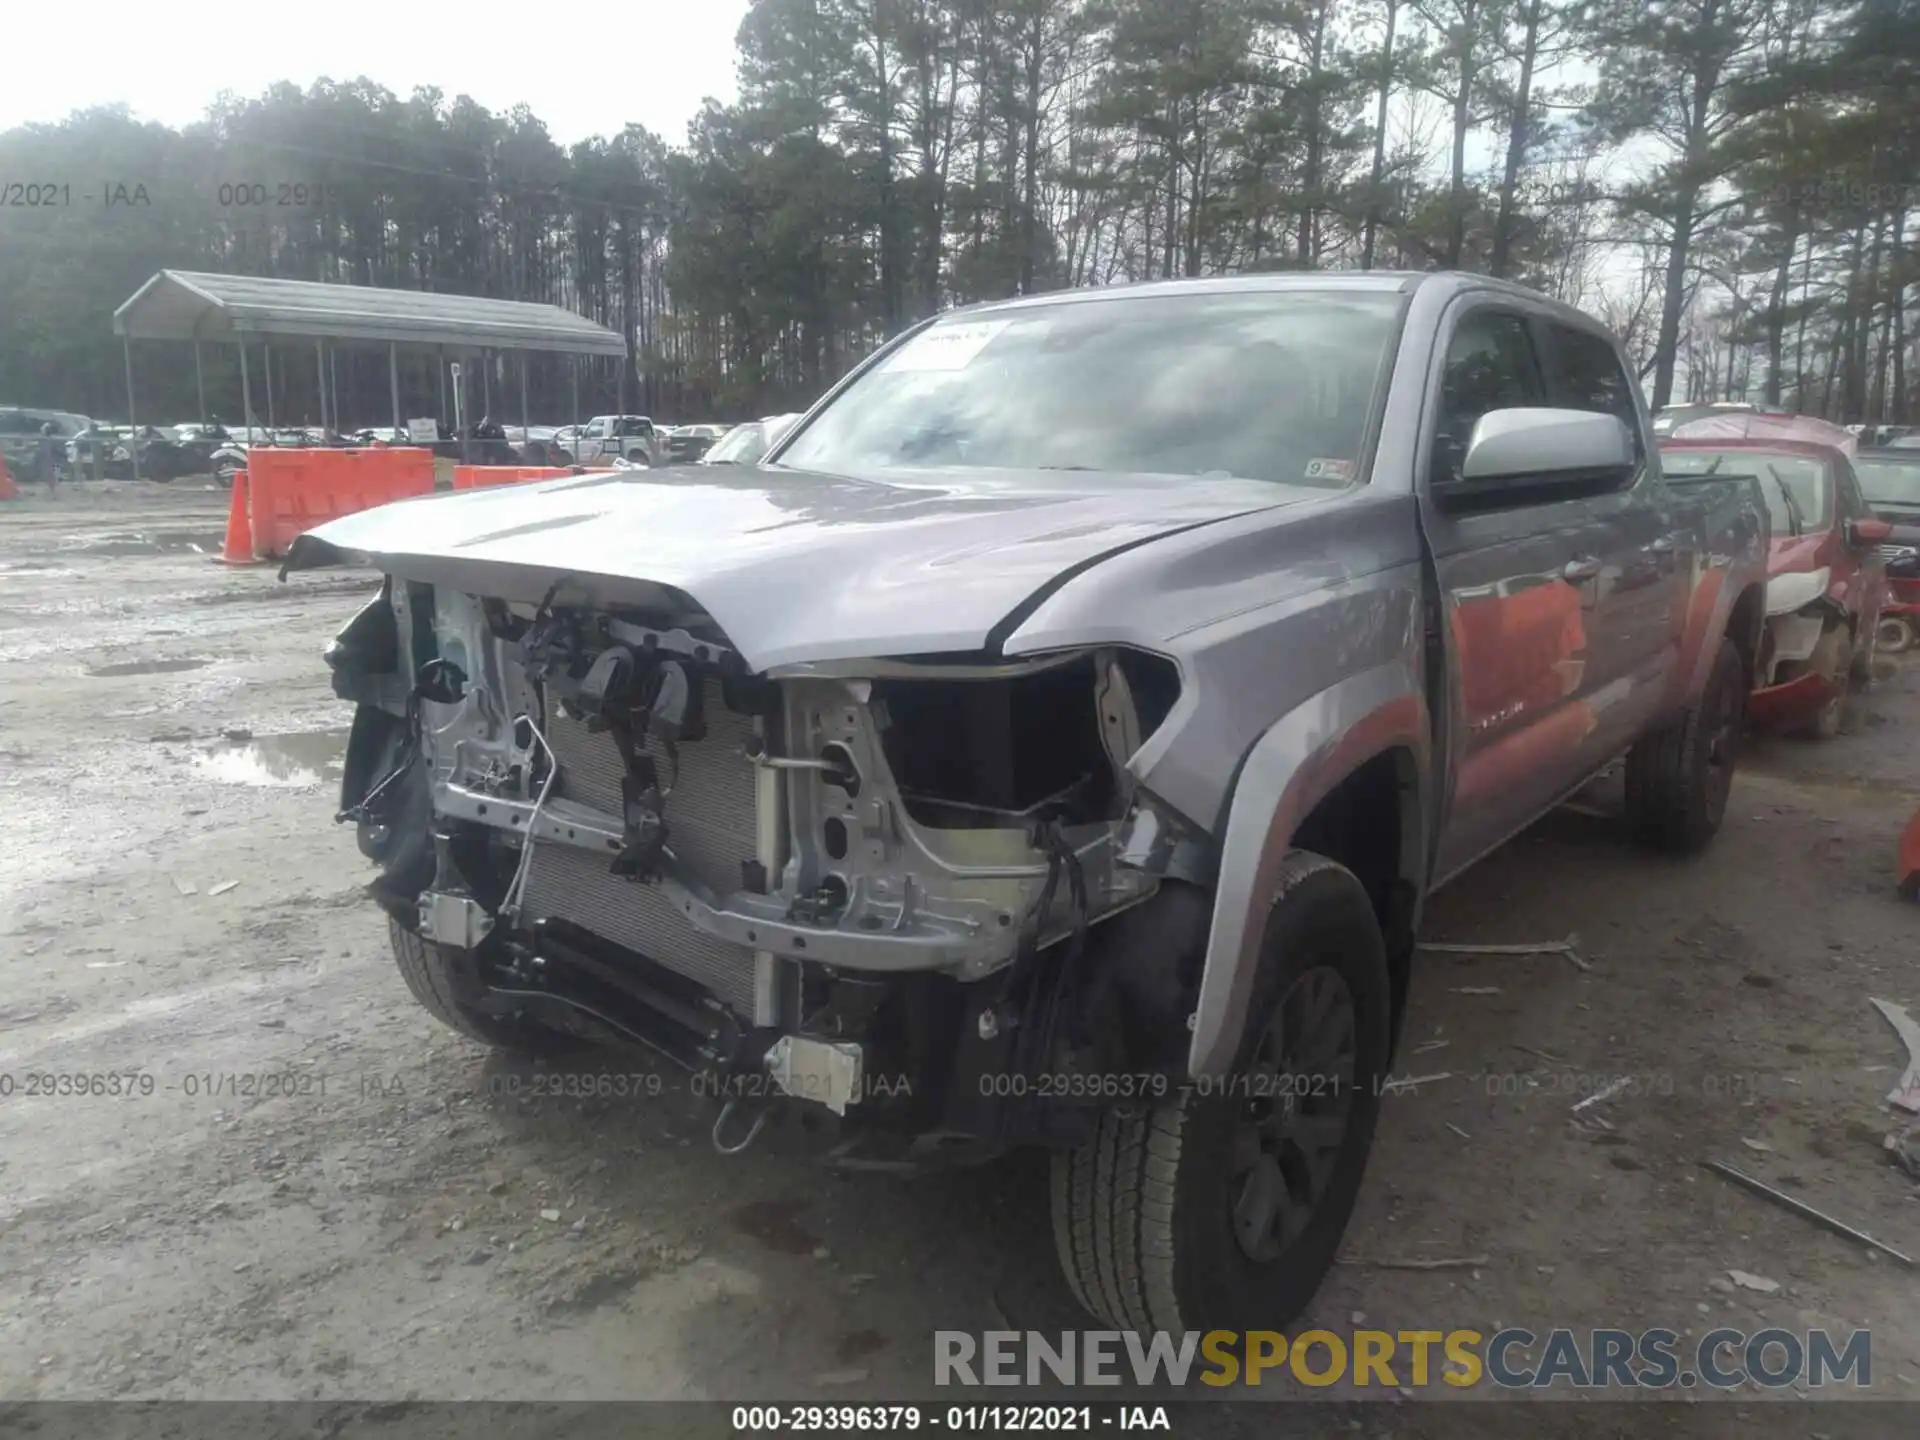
[299,521,1220,1165]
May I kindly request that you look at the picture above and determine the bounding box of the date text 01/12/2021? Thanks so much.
[731,1405,1172,1432]
[1,182,149,207]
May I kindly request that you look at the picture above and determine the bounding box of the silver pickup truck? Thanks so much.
[290,272,1768,1333]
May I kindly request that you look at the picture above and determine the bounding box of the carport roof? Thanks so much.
[113,270,627,357]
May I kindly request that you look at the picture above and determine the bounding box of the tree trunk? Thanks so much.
[1362,0,1399,271]
[1297,3,1330,265]
[1185,107,1207,278]
[1650,185,1698,411]
[1792,225,1815,407]
[1444,0,1479,270]
[876,23,903,335]
[1490,0,1543,279]
[1019,12,1044,293]
[1723,295,1741,400]
[1762,210,1799,405]
[1838,221,1868,419]
[1871,213,1894,419]
[1893,206,1909,423]
[1163,107,1180,279]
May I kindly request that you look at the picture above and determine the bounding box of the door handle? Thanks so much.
[1562,556,1603,582]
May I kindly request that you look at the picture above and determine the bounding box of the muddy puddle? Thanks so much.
[192,731,348,788]
[69,530,226,558]
[86,658,211,677]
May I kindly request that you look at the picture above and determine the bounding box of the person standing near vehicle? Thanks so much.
[474,414,509,465]
[34,421,61,488]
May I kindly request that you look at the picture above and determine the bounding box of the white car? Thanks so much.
[564,415,665,467]
[700,413,803,466]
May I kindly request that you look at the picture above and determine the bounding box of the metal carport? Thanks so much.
[112,270,627,478]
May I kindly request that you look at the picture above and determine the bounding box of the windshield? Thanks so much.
[1857,456,1920,509]
[1660,446,1832,535]
[777,289,1403,484]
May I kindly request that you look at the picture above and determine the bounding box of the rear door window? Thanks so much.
[1545,323,1643,460]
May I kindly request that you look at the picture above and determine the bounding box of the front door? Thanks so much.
[1421,304,1607,881]
[577,418,610,462]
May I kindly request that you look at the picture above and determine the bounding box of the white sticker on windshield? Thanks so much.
[885,320,1012,372]
[1305,458,1354,481]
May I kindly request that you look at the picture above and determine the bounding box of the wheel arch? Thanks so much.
[1186,664,1431,1078]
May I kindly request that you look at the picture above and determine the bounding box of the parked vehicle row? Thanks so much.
[5,403,775,481]
[666,423,731,463]
[0,405,91,478]
[62,423,246,482]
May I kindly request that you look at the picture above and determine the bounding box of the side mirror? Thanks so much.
[1437,408,1636,508]
[1849,516,1894,547]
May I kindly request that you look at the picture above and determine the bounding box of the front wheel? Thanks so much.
[389,918,577,1056]
[1050,851,1390,1332]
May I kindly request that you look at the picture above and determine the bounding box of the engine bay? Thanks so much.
[329,578,1191,1135]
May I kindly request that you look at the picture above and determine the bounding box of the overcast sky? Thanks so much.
[2,1,750,146]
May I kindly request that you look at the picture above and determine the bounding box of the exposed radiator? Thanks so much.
[521,678,761,1014]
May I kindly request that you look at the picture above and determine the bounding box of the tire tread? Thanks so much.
[1625,637,1742,853]
[387,917,570,1053]
[1050,851,1387,1334]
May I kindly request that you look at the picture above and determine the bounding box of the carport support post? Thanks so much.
[264,345,276,432]
[388,343,401,438]
[437,346,447,425]
[239,338,253,436]
[519,356,529,439]
[570,357,580,429]
[329,346,340,433]
[194,341,207,426]
[122,336,142,482]
[315,341,328,435]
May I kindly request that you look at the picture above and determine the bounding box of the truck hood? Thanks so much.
[286,464,1315,670]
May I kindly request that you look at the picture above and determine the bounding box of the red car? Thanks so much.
[1662,416,1890,738]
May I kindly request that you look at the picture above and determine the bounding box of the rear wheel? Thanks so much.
[1624,636,1745,853]
[1850,619,1878,688]
[1050,851,1390,1332]
[1877,614,1914,656]
[389,918,575,1055]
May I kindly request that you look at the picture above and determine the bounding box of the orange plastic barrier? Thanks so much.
[220,447,435,562]
[452,465,573,490]
[0,456,17,500]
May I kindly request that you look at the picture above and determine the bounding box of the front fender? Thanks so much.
[1186,662,1430,1077]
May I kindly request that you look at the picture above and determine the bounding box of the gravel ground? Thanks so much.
[4,480,1920,1432]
